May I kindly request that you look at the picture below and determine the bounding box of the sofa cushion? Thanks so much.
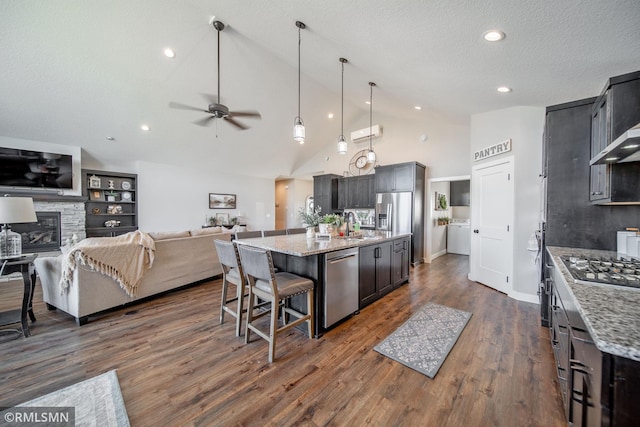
[149,230,191,240]
[190,227,222,236]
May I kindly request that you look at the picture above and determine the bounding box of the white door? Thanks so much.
[470,156,514,294]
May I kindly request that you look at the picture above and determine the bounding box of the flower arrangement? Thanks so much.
[298,206,322,227]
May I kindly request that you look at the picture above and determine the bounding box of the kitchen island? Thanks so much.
[546,246,640,425]
[235,231,411,336]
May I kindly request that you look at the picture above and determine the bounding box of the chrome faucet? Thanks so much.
[345,212,356,237]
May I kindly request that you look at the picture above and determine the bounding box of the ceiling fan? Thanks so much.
[169,20,261,130]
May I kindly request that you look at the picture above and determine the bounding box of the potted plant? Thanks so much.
[437,216,450,226]
[299,206,322,237]
[319,213,343,234]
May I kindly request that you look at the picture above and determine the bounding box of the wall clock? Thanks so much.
[348,149,375,176]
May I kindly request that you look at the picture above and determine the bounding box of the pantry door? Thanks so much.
[470,156,514,294]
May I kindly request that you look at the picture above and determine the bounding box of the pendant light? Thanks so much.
[293,21,306,144]
[337,58,348,154]
[367,82,377,164]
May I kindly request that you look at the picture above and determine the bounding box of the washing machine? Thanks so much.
[447,219,470,255]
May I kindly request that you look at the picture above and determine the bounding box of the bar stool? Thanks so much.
[237,245,314,363]
[214,239,247,337]
[286,228,306,235]
[262,229,286,237]
[235,230,262,239]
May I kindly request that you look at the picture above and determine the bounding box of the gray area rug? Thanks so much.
[3,370,130,427]
[374,302,472,378]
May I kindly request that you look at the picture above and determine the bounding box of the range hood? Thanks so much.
[590,122,640,165]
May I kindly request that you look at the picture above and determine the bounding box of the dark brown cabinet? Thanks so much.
[548,252,640,426]
[590,71,640,205]
[313,174,340,214]
[358,240,392,308]
[392,237,410,286]
[450,180,470,206]
[338,175,375,209]
[374,163,415,193]
[82,169,138,238]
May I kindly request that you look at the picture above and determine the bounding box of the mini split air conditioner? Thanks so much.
[350,124,382,142]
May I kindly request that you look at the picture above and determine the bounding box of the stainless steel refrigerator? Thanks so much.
[375,192,424,264]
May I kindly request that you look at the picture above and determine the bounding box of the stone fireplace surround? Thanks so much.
[33,200,86,248]
[2,192,86,252]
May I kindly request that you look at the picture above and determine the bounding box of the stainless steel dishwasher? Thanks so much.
[324,247,359,328]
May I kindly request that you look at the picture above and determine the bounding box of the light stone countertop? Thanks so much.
[234,231,411,257]
[547,246,640,361]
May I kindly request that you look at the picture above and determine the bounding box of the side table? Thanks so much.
[0,253,38,338]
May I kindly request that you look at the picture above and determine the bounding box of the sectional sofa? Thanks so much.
[34,227,232,325]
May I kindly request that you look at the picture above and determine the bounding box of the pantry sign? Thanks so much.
[474,139,512,161]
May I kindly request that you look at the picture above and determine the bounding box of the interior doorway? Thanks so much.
[425,175,471,263]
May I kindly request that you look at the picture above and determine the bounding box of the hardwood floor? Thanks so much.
[0,254,566,426]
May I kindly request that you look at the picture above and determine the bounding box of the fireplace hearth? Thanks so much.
[11,211,62,253]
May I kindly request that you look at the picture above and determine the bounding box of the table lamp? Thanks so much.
[0,196,37,259]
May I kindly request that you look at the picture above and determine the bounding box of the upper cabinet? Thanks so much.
[338,175,375,209]
[589,71,640,204]
[450,180,470,206]
[313,174,341,213]
[375,162,422,193]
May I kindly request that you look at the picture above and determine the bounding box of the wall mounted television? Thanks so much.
[0,147,73,189]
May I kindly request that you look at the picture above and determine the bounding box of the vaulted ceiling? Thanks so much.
[1,1,639,178]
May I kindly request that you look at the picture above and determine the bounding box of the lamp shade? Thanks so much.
[0,197,38,224]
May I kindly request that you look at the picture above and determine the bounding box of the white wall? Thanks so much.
[292,110,470,180]
[470,106,545,302]
[136,161,275,232]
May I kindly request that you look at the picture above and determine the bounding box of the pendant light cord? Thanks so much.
[369,83,373,151]
[297,25,301,118]
[341,61,344,136]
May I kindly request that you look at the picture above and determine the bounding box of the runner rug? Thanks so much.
[374,302,472,378]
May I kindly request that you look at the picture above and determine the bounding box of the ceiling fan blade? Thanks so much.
[228,110,261,119]
[224,116,249,130]
[169,101,206,113]
[193,115,216,127]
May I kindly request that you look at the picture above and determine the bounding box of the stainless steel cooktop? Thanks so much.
[560,255,640,290]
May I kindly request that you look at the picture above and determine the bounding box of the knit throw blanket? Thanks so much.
[60,230,156,297]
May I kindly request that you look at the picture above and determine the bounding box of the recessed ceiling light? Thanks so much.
[497,86,512,93]
[365,101,371,105]
[414,106,422,110]
[164,48,176,59]
[105,136,115,141]
[328,113,334,119]
[141,124,150,131]
[483,30,505,42]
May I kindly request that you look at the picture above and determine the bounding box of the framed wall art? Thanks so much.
[209,193,236,209]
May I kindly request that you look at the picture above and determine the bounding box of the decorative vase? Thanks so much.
[306,226,316,239]
[318,223,330,234]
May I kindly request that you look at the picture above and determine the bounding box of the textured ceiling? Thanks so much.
[1,0,639,178]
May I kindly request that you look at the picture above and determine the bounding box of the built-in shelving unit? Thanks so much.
[81,169,138,237]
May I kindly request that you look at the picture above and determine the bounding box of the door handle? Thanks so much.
[473,229,479,234]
